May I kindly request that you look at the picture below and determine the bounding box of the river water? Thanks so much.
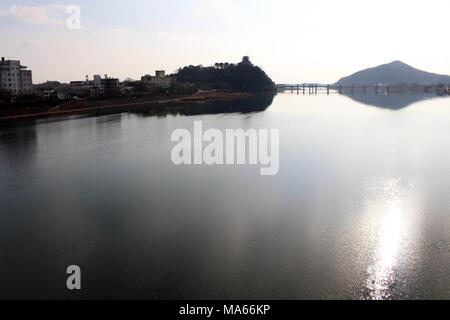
[0,93,449,299]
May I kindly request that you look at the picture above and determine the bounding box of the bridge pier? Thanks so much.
[327,84,330,95]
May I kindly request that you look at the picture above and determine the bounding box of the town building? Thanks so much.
[69,75,118,97]
[101,76,119,96]
[141,70,176,88]
[69,80,89,97]
[93,75,102,87]
[101,77,119,90]
[0,57,33,95]
[155,70,166,77]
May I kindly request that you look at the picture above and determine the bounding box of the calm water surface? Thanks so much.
[0,93,449,299]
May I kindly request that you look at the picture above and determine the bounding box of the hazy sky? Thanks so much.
[1,0,450,83]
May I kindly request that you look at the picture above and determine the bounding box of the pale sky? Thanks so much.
[1,0,450,84]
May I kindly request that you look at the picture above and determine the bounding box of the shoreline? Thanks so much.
[0,91,257,122]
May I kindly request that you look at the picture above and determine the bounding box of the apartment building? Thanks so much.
[0,57,33,95]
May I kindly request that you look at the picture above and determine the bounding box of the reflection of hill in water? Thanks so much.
[134,94,275,117]
[343,93,439,110]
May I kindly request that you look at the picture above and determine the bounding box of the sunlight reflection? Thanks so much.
[358,177,422,300]
[365,201,405,299]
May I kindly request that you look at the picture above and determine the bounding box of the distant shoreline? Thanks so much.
[0,91,258,122]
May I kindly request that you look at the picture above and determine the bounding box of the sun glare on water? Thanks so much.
[365,201,405,299]
[361,178,420,300]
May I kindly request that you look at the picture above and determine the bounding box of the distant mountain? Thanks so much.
[335,61,450,85]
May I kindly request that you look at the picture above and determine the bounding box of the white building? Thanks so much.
[141,70,175,88]
[0,57,33,95]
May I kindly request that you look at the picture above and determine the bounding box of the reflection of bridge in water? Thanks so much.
[277,84,443,95]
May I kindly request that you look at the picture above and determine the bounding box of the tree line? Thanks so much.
[175,56,275,92]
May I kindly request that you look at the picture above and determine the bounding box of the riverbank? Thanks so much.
[0,91,255,122]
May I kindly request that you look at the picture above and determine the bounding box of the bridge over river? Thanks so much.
[277,84,448,95]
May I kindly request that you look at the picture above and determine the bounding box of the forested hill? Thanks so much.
[336,61,450,85]
[176,56,275,92]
